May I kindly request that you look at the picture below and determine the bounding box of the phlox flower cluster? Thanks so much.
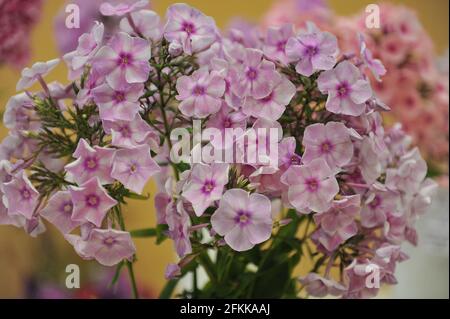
[0,1,437,299]
[0,0,43,67]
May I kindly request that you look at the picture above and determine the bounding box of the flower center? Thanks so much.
[61,201,73,214]
[114,91,126,103]
[119,125,132,138]
[306,178,320,192]
[84,157,98,170]
[235,210,251,226]
[290,154,301,165]
[305,45,318,57]
[192,85,205,96]
[129,164,138,174]
[103,237,116,246]
[320,141,333,154]
[276,40,287,52]
[86,194,100,208]
[21,187,31,200]
[336,82,350,98]
[246,67,258,80]
[118,53,132,67]
[182,21,196,35]
[223,117,232,128]
[202,180,215,194]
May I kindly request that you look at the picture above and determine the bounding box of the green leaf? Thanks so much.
[130,228,157,238]
[156,224,169,244]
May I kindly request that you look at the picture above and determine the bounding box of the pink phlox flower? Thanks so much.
[281,158,339,213]
[302,122,354,170]
[211,188,273,252]
[318,60,372,116]
[286,22,338,76]
[16,58,60,91]
[69,177,118,227]
[40,190,82,233]
[164,3,217,55]
[263,23,294,64]
[111,144,161,194]
[65,138,115,185]
[181,163,229,217]
[94,31,151,84]
[176,68,226,118]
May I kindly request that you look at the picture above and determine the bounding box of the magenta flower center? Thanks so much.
[182,21,196,35]
[336,82,350,98]
[276,40,287,52]
[305,45,318,57]
[119,125,132,138]
[20,187,31,200]
[235,210,252,226]
[305,178,320,192]
[290,154,301,165]
[246,67,258,80]
[192,85,206,96]
[86,194,100,208]
[114,91,126,103]
[83,156,98,171]
[118,52,132,67]
[320,141,334,154]
[201,180,216,194]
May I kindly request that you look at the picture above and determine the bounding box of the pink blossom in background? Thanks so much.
[54,0,123,55]
[211,189,273,252]
[0,0,43,67]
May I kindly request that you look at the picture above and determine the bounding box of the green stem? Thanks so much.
[115,205,140,299]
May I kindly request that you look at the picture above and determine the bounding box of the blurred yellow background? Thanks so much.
[0,0,448,297]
